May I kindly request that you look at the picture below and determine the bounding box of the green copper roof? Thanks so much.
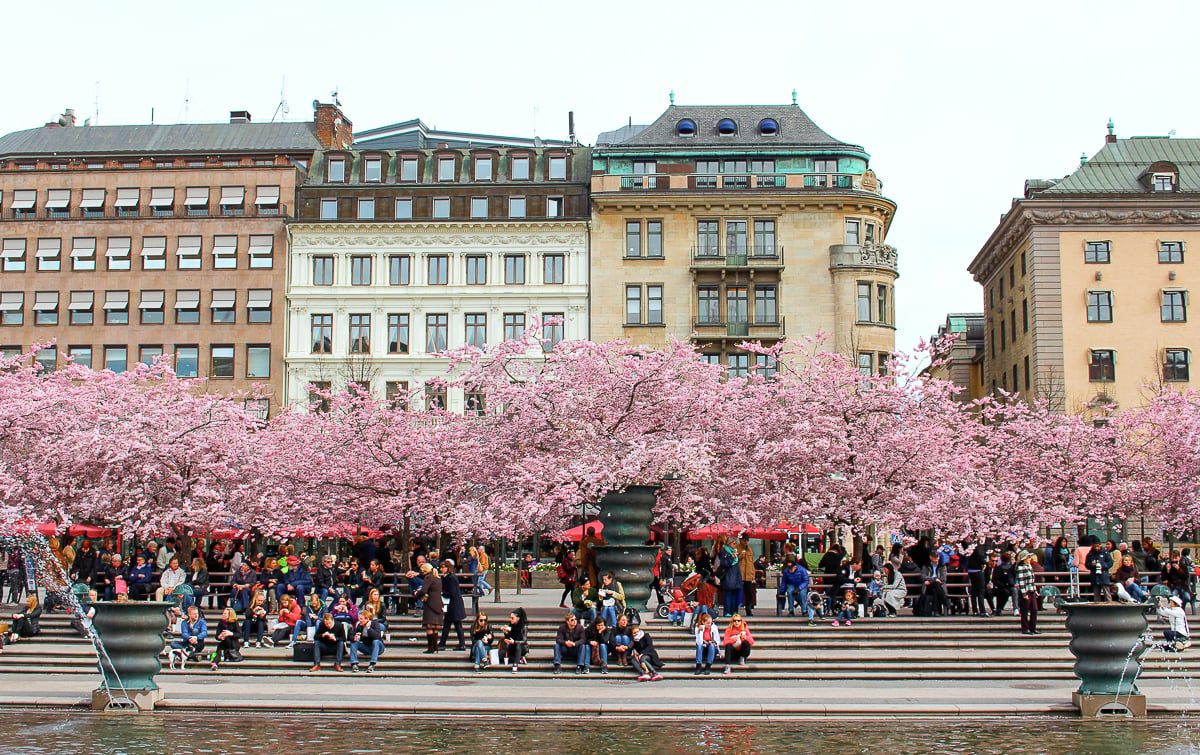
[1044,137,1200,194]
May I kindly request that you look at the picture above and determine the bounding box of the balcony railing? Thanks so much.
[691,245,784,267]
[0,204,289,222]
[691,317,786,340]
[603,172,864,192]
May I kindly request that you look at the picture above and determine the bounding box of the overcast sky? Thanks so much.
[5,0,1198,357]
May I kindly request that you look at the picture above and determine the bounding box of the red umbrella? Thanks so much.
[27,522,114,538]
[686,522,817,541]
[558,520,604,542]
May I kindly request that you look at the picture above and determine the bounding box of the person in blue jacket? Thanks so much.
[279,555,313,604]
[779,555,811,619]
[170,604,208,666]
[126,554,155,601]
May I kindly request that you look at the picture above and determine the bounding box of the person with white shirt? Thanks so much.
[1158,595,1191,650]
[156,556,188,601]
[156,538,177,570]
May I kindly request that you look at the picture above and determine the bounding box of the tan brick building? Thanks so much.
[0,104,348,416]
[969,125,1200,415]
[589,102,898,374]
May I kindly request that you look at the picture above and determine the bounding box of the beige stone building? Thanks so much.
[969,125,1200,416]
[0,104,348,416]
[923,313,986,403]
[590,101,898,374]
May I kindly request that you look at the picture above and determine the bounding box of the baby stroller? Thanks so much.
[652,580,677,620]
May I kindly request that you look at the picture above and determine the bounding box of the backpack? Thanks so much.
[556,563,569,582]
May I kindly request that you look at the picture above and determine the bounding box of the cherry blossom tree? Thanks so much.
[1111,388,1200,535]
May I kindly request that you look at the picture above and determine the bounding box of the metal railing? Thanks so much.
[610,172,858,191]
[691,317,785,339]
[0,204,289,221]
[691,245,784,266]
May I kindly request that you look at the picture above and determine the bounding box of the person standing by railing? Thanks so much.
[1016,552,1039,636]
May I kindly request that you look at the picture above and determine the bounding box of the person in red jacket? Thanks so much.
[722,613,754,675]
[269,594,302,646]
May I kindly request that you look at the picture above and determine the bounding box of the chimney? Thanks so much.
[45,109,77,128]
[313,100,353,149]
[568,111,576,144]
[229,110,252,124]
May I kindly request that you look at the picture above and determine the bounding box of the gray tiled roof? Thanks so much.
[1044,137,1200,194]
[0,122,323,157]
[598,105,863,152]
[595,124,649,146]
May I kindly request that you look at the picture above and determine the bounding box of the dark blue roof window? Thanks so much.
[758,118,779,136]
[717,119,737,136]
[676,119,697,137]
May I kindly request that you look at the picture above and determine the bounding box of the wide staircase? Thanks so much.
[1,609,1197,681]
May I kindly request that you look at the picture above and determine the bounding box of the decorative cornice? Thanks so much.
[290,221,588,249]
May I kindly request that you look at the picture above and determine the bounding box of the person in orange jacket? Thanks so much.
[721,613,754,675]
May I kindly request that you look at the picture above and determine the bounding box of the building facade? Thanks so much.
[0,103,349,417]
[589,102,899,375]
[924,312,985,403]
[969,125,1200,414]
[286,123,589,411]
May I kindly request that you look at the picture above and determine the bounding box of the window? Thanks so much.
[1089,349,1116,382]
[505,255,526,284]
[247,235,273,269]
[1024,355,1031,390]
[115,187,139,216]
[1153,174,1175,192]
[542,313,564,351]
[858,352,873,377]
[138,345,163,367]
[1000,321,1006,350]
[427,255,448,285]
[425,381,447,411]
[465,313,487,348]
[717,119,738,137]
[877,353,890,378]
[174,290,200,324]
[433,198,450,218]
[695,160,719,187]
[67,345,92,369]
[211,290,236,323]
[184,186,209,215]
[11,189,36,218]
[625,285,641,324]
[755,354,778,377]
[1162,290,1188,322]
[437,157,455,182]
[2,239,26,272]
[877,284,890,325]
[1085,241,1110,264]
[646,285,663,324]
[726,220,748,256]
[677,119,697,137]
[1087,291,1113,322]
[400,158,418,182]
[311,314,333,353]
[357,198,375,219]
[845,220,861,245]
[36,238,61,271]
[626,221,642,257]
[646,221,663,257]
[103,291,129,325]
[1159,241,1184,264]
[546,196,564,217]
[138,290,164,325]
[138,236,165,271]
[470,197,488,218]
[509,196,526,218]
[385,380,408,410]
[1009,265,1015,288]
[510,155,530,180]
[0,292,22,325]
[364,156,382,183]
[426,314,448,352]
[1022,299,1029,333]
[1164,349,1190,382]
[999,278,1004,300]
[313,256,334,285]
[351,255,372,285]
[1011,309,1017,339]
[474,155,493,181]
[327,157,346,183]
[389,255,411,286]
[212,235,237,269]
[211,346,234,378]
[149,187,174,216]
[548,155,566,180]
[69,291,93,325]
[727,286,747,324]
[1021,251,1027,276]
[349,314,371,354]
[755,286,777,323]
[387,314,409,354]
[309,382,332,413]
[176,236,202,270]
[697,221,719,256]
[66,237,96,271]
[543,254,564,284]
[45,189,70,218]
[104,346,127,373]
[727,353,749,378]
[247,289,272,323]
[463,389,486,416]
[754,220,776,256]
[466,256,487,285]
[814,159,838,173]
[857,282,872,322]
[700,354,720,365]
[33,292,58,325]
[698,286,720,323]
[244,398,270,421]
[320,198,338,219]
[255,185,280,213]
[503,313,526,341]
[394,198,413,219]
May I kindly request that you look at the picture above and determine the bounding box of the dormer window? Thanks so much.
[758,118,779,136]
[676,119,697,137]
[1153,173,1176,192]
[717,119,737,136]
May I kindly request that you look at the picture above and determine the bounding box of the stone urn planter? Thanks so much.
[591,485,661,609]
[90,601,171,710]
[1063,601,1149,695]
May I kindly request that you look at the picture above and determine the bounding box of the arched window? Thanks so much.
[717,119,737,136]
[758,118,779,136]
[676,119,697,137]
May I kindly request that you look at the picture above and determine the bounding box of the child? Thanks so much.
[693,612,720,675]
[832,589,857,627]
[868,572,886,617]
[667,589,690,626]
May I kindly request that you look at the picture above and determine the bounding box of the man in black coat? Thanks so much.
[437,560,467,651]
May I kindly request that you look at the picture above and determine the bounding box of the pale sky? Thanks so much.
[4,0,1199,356]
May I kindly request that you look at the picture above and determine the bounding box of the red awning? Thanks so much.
[558,520,603,542]
[21,522,115,538]
[686,522,819,541]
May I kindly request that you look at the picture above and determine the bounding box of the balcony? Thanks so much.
[594,172,872,194]
[691,317,786,341]
[0,204,290,222]
[691,245,784,269]
[829,241,899,273]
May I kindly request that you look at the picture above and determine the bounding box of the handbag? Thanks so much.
[488,648,500,666]
[291,642,315,663]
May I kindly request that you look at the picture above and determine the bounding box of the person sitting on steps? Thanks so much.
[309,612,348,672]
[552,612,590,675]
